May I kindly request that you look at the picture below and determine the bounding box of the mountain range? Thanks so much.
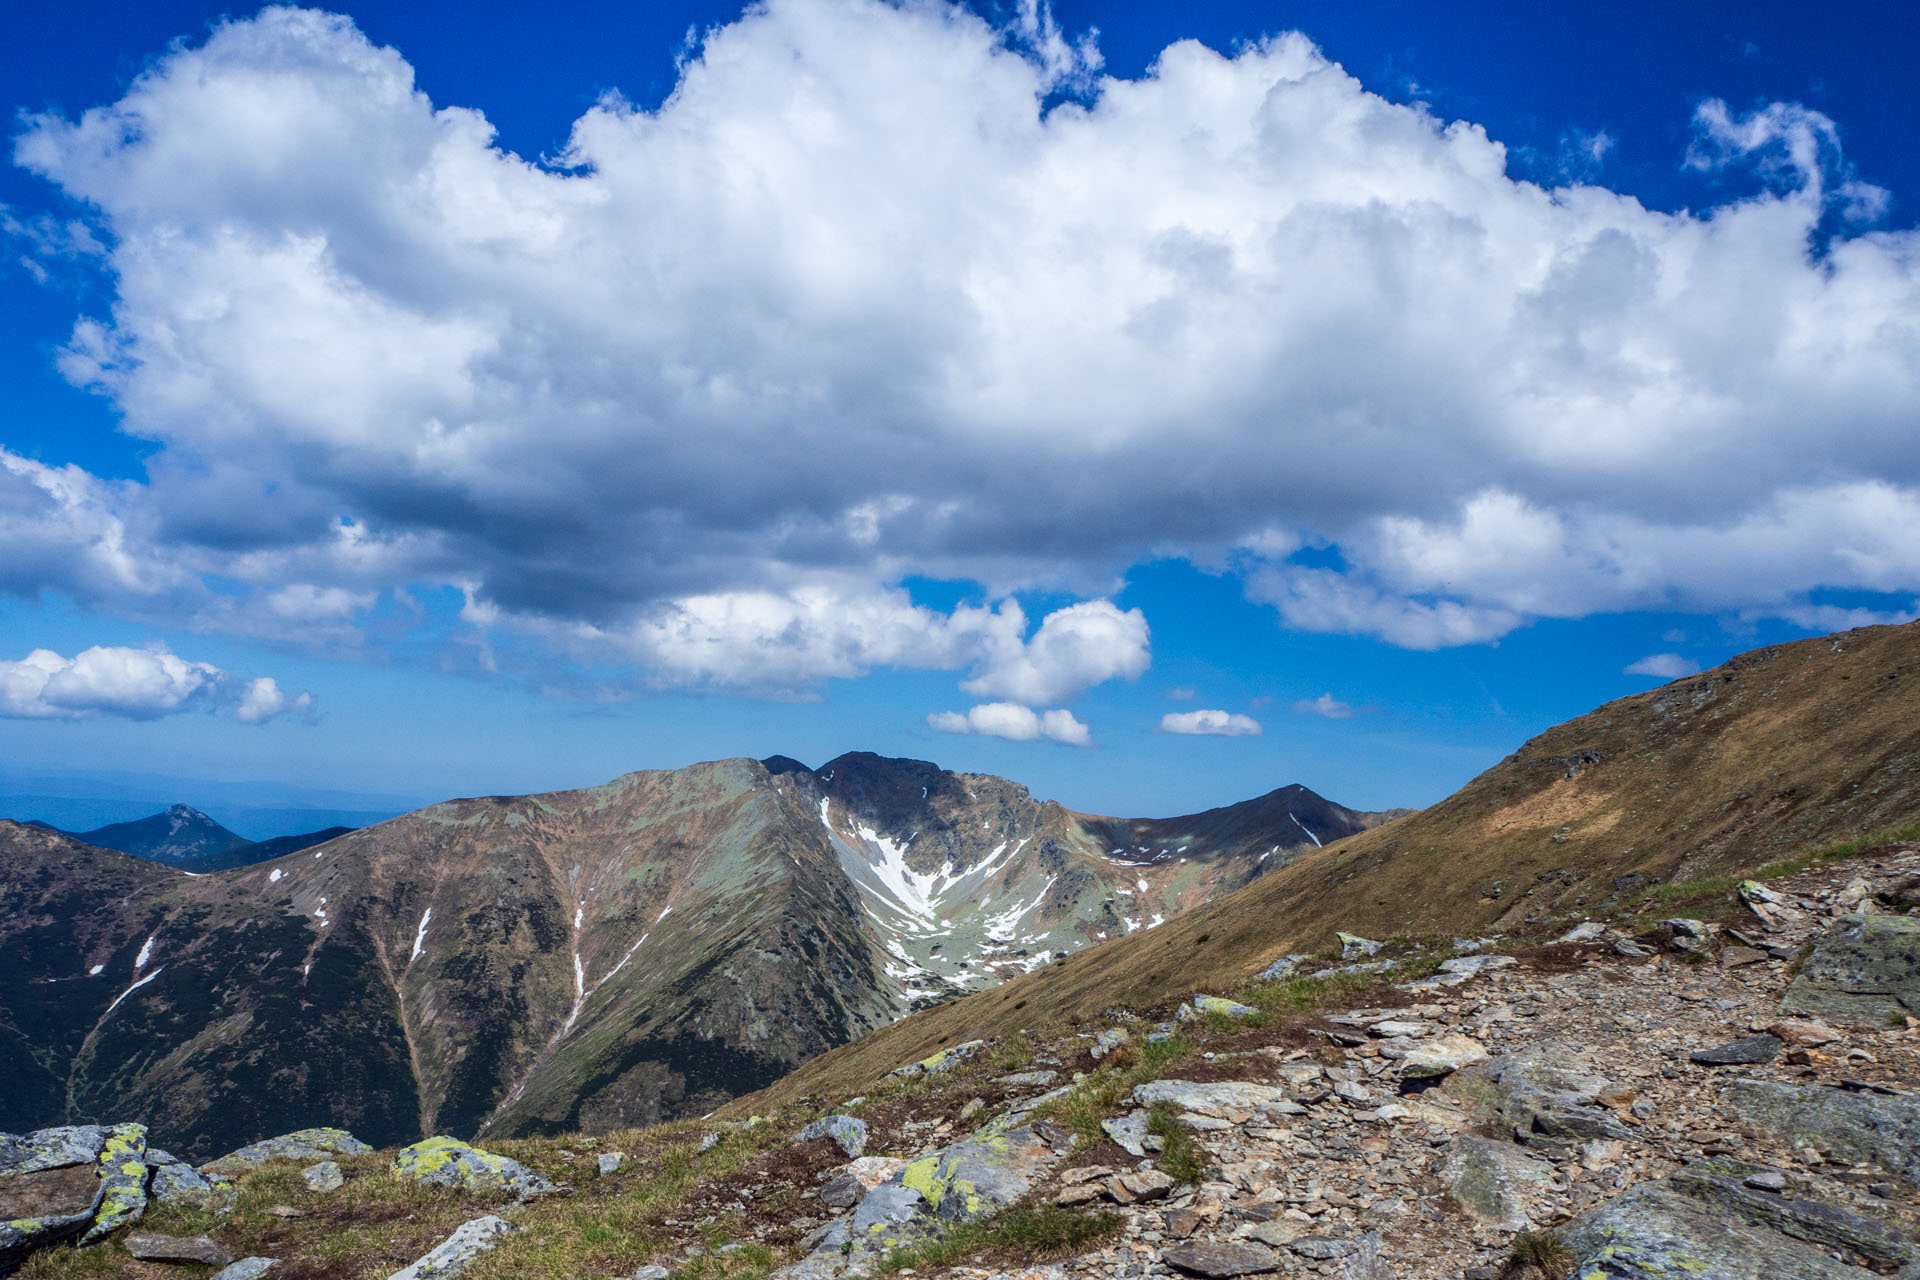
[0,753,1387,1159]
[25,804,352,872]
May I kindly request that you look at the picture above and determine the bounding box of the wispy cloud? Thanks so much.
[1624,653,1700,679]
[1290,693,1360,719]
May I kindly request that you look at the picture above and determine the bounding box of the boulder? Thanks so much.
[993,1071,1060,1088]
[596,1153,623,1177]
[0,1126,110,1273]
[1559,1173,1900,1279]
[389,1213,519,1280]
[1105,1170,1173,1205]
[1723,1080,1920,1187]
[303,1161,344,1192]
[1258,955,1314,981]
[1337,933,1384,958]
[1782,913,1920,1027]
[206,1127,370,1172]
[392,1137,561,1197]
[1091,1028,1131,1060]
[125,1232,233,1265]
[1557,922,1607,943]
[1767,1020,1842,1047]
[1438,1137,1554,1230]
[887,1039,987,1079]
[1397,1035,1489,1080]
[1438,955,1516,977]
[1161,1240,1281,1277]
[1442,1041,1630,1144]
[1101,1113,1158,1158]
[796,1116,868,1159]
[820,1156,910,1209]
[146,1149,232,1206]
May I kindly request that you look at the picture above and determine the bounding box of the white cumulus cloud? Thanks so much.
[0,645,315,722]
[1160,709,1262,736]
[1291,693,1358,719]
[927,702,1092,746]
[1624,653,1702,679]
[6,0,1920,691]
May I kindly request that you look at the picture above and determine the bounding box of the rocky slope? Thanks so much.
[0,755,1374,1160]
[745,620,1920,1104]
[7,840,1916,1280]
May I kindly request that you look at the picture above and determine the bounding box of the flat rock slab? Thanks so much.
[1691,1034,1784,1066]
[1161,1240,1281,1277]
[1101,1112,1157,1157]
[126,1232,233,1265]
[0,1126,109,1177]
[1783,913,1920,1027]
[303,1161,344,1192]
[208,1128,370,1172]
[390,1214,519,1280]
[1724,1080,1920,1187]
[1397,1034,1488,1079]
[1440,1136,1555,1231]
[1132,1080,1302,1119]
[0,1161,101,1221]
[393,1137,560,1197]
[1560,1177,1877,1279]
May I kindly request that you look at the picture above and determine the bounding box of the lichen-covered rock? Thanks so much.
[211,1259,279,1280]
[1723,1080,1920,1187]
[1782,912,1920,1027]
[303,1161,344,1192]
[796,1116,868,1159]
[596,1153,623,1177]
[389,1214,520,1280]
[145,1149,231,1206]
[1091,1027,1131,1060]
[1438,1137,1554,1230]
[1560,1177,1877,1279]
[1175,995,1257,1022]
[1100,1113,1157,1158]
[1337,933,1383,958]
[78,1123,148,1244]
[887,1039,988,1080]
[1257,954,1313,981]
[392,1138,561,1198]
[207,1128,371,1172]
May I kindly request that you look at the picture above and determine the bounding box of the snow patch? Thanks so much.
[103,966,163,1018]
[134,934,154,969]
[1290,813,1322,847]
[410,907,432,962]
[89,963,104,976]
[268,868,283,884]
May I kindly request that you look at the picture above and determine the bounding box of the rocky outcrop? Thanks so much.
[1438,1137,1554,1230]
[1722,1080,1920,1187]
[390,1214,519,1280]
[392,1137,562,1198]
[1783,912,1920,1026]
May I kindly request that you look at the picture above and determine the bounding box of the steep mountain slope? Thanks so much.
[0,753,1377,1158]
[50,804,249,864]
[737,619,1920,1111]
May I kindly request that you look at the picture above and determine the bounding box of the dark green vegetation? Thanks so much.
[2,754,1372,1159]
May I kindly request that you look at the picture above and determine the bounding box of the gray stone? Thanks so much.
[208,1127,371,1171]
[993,1071,1060,1088]
[1443,1041,1631,1144]
[1396,1034,1489,1080]
[796,1115,869,1159]
[392,1137,561,1197]
[1245,1219,1306,1247]
[1257,955,1314,981]
[597,1152,624,1176]
[1560,1174,1898,1279]
[303,1161,345,1192]
[0,1132,103,1274]
[1438,1137,1554,1231]
[886,1039,988,1079]
[1176,995,1257,1022]
[212,1260,279,1280]
[629,1267,671,1280]
[1663,918,1712,937]
[0,1126,109,1176]
[1161,1240,1281,1277]
[1691,1034,1784,1066]
[1724,1079,1920,1187]
[1131,1080,1303,1120]
[1437,955,1516,977]
[1289,1236,1357,1260]
[1337,933,1384,958]
[390,1214,520,1280]
[1092,1027,1131,1060]
[1101,1112,1158,1158]
[147,1149,232,1206]
[1783,913,1920,1027]
[1557,921,1607,943]
[1614,939,1657,957]
[1341,1233,1394,1280]
[125,1232,233,1265]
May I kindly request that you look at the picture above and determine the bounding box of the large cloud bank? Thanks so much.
[9,0,1920,703]
[0,645,314,722]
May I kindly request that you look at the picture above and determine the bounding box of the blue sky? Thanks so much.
[2,0,1917,833]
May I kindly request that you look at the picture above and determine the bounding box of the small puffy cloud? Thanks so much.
[1624,653,1701,679]
[927,701,1092,745]
[0,645,314,722]
[1160,708,1263,737]
[1291,693,1357,718]
[962,601,1150,705]
[1166,687,1196,701]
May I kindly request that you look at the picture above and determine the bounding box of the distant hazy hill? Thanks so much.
[0,755,1383,1158]
[176,827,356,873]
[54,804,249,864]
[739,619,1920,1112]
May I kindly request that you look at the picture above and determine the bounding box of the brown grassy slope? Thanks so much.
[730,619,1920,1112]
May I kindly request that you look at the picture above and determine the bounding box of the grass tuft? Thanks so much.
[1500,1229,1575,1279]
[1144,1102,1206,1186]
[878,1202,1122,1273]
